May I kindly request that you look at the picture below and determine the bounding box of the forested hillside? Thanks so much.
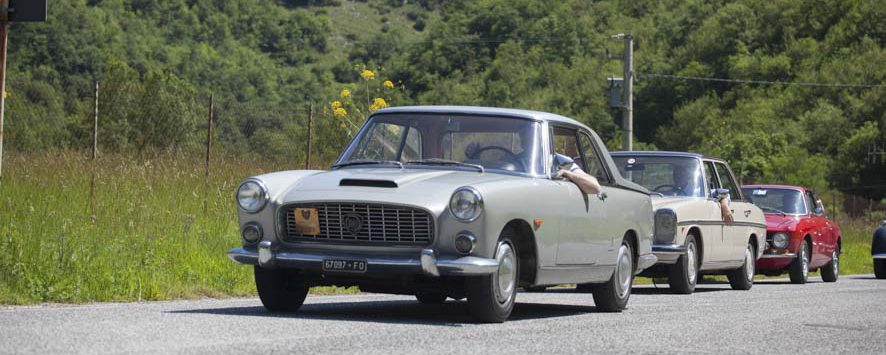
[6,0,886,198]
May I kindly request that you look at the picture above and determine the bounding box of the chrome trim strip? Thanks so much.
[677,219,767,229]
[226,247,499,276]
[872,253,886,259]
[760,253,797,259]
[652,243,688,255]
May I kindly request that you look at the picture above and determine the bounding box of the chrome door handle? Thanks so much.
[597,192,608,201]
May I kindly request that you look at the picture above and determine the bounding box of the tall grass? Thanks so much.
[0,153,880,304]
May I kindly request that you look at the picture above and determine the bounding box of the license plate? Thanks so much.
[322,258,367,273]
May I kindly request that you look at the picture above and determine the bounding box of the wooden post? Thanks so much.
[205,94,213,179]
[90,80,98,223]
[0,1,9,181]
[204,94,213,213]
[305,104,313,169]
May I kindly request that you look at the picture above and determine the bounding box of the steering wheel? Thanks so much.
[653,184,684,195]
[470,145,526,171]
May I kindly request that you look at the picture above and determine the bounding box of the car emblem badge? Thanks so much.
[344,213,363,235]
[745,210,751,217]
[301,210,311,219]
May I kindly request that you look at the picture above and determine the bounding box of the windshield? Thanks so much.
[611,156,705,197]
[741,188,807,214]
[337,113,545,176]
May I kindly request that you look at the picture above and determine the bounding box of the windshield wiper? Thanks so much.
[759,206,786,216]
[650,192,665,197]
[406,159,485,173]
[332,160,403,169]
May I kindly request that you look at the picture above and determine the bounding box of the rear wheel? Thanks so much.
[789,241,810,284]
[592,240,634,312]
[820,245,840,282]
[254,266,309,313]
[874,259,886,279]
[727,243,755,290]
[466,237,518,323]
[668,234,698,294]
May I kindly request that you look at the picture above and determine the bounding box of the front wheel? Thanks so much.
[592,240,634,312]
[668,234,698,294]
[466,237,519,323]
[820,245,840,282]
[874,259,886,279]
[254,266,309,313]
[727,243,755,290]
[789,241,810,284]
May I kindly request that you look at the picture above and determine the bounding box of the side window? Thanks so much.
[714,162,740,200]
[551,126,581,173]
[805,191,817,215]
[578,132,611,183]
[703,161,718,193]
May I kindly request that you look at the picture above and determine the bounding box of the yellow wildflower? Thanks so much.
[340,89,350,99]
[333,107,348,118]
[330,100,342,110]
[383,80,394,89]
[2,90,6,99]
[373,97,388,108]
[361,69,375,80]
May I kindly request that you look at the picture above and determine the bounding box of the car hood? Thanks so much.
[272,168,511,214]
[764,214,801,231]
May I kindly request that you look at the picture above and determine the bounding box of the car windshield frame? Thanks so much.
[741,187,809,215]
[611,155,706,198]
[335,113,546,178]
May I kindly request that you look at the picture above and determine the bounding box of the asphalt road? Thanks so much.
[2,275,884,355]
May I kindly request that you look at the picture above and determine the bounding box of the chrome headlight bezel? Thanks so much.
[771,232,789,249]
[449,186,483,222]
[237,179,269,214]
[654,209,677,244]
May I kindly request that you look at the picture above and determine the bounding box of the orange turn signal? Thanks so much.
[533,219,544,227]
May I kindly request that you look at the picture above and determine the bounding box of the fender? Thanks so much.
[872,224,886,256]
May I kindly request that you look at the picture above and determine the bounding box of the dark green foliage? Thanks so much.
[4,0,886,198]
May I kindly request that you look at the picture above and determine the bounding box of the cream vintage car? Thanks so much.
[610,151,766,293]
[228,106,657,322]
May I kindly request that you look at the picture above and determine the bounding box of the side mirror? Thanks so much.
[814,207,824,215]
[711,188,730,199]
[554,153,575,171]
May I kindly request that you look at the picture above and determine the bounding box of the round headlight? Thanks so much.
[237,179,268,213]
[771,232,789,249]
[449,187,483,222]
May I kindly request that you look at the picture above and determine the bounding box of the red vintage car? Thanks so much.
[741,185,841,283]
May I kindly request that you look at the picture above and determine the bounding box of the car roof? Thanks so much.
[373,105,592,131]
[741,184,808,192]
[610,150,727,161]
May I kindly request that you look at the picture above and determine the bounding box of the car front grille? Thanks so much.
[281,203,434,246]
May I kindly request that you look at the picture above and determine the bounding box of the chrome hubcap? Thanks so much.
[801,243,809,278]
[744,246,754,283]
[615,244,633,299]
[833,249,839,275]
[494,243,517,304]
[687,241,697,285]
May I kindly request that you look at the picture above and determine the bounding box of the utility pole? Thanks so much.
[305,104,313,169]
[611,34,634,151]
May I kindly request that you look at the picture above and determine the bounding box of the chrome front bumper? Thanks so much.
[228,241,499,277]
[873,253,886,260]
[652,243,688,255]
[760,252,797,259]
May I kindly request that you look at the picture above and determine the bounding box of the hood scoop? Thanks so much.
[339,179,398,188]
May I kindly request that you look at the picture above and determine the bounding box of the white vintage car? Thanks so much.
[610,151,766,293]
[228,106,657,322]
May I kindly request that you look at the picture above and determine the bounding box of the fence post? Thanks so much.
[204,94,213,213]
[90,80,98,223]
[305,104,313,169]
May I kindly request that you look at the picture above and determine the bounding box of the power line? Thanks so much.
[637,72,886,88]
